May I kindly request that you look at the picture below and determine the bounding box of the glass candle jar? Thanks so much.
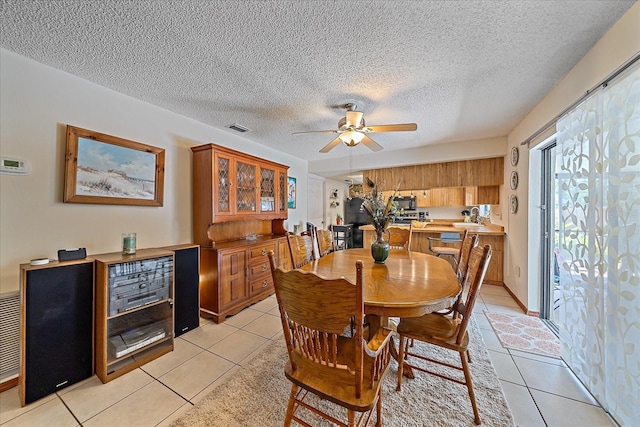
[122,233,136,255]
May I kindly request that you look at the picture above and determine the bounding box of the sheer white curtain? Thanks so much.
[555,61,639,426]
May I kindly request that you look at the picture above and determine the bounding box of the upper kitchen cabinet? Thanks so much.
[191,144,289,245]
[464,186,500,205]
[463,157,504,186]
[434,162,463,188]
[363,157,504,191]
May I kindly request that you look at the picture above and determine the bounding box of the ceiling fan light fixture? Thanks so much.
[339,131,365,146]
[345,111,364,128]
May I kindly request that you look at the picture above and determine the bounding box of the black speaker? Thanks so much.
[20,260,94,405]
[164,245,200,337]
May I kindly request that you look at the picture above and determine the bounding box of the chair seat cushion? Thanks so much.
[285,343,387,412]
[397,313,469,351]
[431,246,459,255]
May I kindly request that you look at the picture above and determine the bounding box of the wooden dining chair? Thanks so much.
[387,225,412,250]
[396,244,492,425]
[267,251,394,427]
[316,227,334,257]
[286,230,315,269]
[435,230,479,319]
[456,230,478,281]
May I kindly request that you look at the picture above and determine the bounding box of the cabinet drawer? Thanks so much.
[249,243,277,262]
[249,260,271,276]
[250,272,273,294]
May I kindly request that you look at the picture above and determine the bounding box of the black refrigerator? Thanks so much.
[344,197,367,248]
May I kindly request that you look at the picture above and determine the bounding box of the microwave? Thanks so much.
[395,196,417,211]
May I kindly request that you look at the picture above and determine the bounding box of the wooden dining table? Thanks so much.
[300,248,461,376]
[300,248,461,319]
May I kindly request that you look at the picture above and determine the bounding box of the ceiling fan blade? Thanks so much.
[364,123,417,133]
[292,129,338,135]
[361,135,384,152]
[319,137,343,153]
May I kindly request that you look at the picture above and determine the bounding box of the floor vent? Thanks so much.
[227,123,251,133]
[0,292,20,381]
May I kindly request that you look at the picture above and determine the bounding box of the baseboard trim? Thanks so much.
[502,283,535,315]
[0,377,18,393]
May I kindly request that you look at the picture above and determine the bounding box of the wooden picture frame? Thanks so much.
[287,176,296,209]
[64,126,165,206]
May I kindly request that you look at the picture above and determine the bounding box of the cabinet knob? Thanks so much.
[261,264,267,272]
[261,248,267,256]
[262,280,268,288]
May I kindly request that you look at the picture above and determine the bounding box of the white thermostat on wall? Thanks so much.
[0,156,32,175]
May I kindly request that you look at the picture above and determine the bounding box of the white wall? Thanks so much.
[324,178,349,227]
[0,49,307,294]
[504,3,640,310]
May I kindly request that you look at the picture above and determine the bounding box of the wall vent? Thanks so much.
[0,292,20,381]
[227,123,251,133]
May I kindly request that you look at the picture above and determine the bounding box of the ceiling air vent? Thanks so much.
[227,123,251,133]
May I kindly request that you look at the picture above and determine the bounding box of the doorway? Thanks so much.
[307,175,325,230]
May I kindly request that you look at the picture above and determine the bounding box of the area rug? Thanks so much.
[171,320,514,427]
[485,312,561,358]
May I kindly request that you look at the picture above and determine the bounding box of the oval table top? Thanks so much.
[300,248,461,318]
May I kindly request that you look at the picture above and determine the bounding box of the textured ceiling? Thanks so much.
[1,0,635,164]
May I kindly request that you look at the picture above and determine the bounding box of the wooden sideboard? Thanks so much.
[191,143,291,323]
[199,236,287,323]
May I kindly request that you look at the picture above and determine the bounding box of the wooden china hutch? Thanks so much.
[191,143,290,323]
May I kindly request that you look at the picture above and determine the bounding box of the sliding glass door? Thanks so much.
[553,62,639,426]
[539,142,560,333]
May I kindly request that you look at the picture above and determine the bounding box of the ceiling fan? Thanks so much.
[293,103,417,153]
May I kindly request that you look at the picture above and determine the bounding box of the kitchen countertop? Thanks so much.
[359,223,505,236]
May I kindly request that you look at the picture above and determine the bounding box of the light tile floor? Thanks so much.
[0,286,616,426]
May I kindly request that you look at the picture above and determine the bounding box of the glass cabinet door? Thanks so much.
[214,153,233,216]
[235,160,257,213]
[260,167,276,213]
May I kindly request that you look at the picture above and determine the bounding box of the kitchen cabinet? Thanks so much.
[191,143,289,245]
[395,186,499,207]
[414,187,464,207]
[199,237,285,323]
[475,234,504,284]
[363,157,504,191]
[94,249,174,383]
[464,186,500,205]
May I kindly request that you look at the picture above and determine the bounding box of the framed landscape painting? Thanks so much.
[287,176,296,209]
[64,125,165,206]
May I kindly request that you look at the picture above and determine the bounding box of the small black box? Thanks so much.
[58,248,87,262]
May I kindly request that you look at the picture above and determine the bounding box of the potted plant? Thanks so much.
[336,214,342,225]
[361,178,403,263]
